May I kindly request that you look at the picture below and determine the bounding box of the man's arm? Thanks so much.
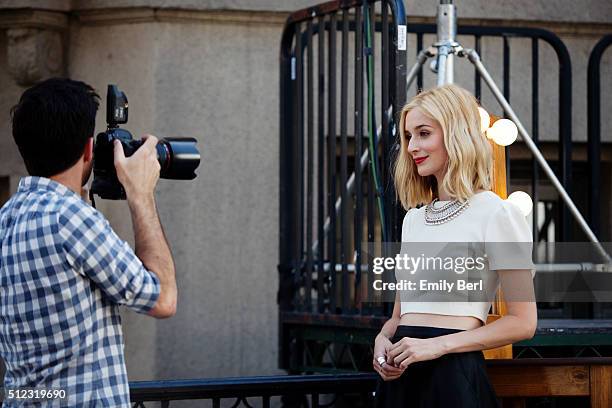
[114,135,177,318]
[128,195,176,318]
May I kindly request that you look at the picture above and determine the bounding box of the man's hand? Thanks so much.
[373,333,405,381]
[113,134,161,201]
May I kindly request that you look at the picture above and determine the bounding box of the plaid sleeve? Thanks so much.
[57,197,161,314]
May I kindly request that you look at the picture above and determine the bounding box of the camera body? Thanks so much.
[90,85,200,200]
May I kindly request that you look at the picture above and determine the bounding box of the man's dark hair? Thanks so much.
[11,77,100,177]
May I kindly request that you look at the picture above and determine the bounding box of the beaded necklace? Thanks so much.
[424,197,470,225]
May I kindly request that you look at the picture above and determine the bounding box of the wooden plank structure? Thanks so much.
[486,357,612,407]
[483,136,514,360]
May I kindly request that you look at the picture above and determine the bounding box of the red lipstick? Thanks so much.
[414,156,428,165]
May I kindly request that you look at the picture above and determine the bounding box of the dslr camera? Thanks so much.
[90,85,200,200]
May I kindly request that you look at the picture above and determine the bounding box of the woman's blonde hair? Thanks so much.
[393,84,493,209]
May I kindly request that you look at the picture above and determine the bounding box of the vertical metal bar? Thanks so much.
[365,0,376,316]
[340,8,349,313]
[503,35,511,190]
[328,12,338,314]
[587,35,612,239]
[278,19,299,369]
[306,19,314,312]
[390,2,407,242]
[295,23,305,311]
[381,1,389,245]
[380,0,390,317]
[354,6,363,313]
[474,35,481,99]
[587,42,601,238]
[317,16,326,313]
[558,35,573,242]
[416,33,423,91]
[295,23,308,370]
[503,36,510,112]
[531,38,540,244]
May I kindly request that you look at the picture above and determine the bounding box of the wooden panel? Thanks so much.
[485,139,513,359]
[483,346,513,360]
[488,358,612,366]
[590,365,612,408]
[487,365,590,397]
[483,314,513,359]
[491,140,508,200]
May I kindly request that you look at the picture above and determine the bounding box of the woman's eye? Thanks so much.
[420,132,429,137]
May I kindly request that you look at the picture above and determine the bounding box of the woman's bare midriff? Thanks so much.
[399,312,483,331]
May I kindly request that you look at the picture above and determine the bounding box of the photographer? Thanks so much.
[0,78,177,407]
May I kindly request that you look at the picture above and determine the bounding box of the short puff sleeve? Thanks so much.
[484,200,536,278]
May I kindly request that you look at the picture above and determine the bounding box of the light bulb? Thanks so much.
[478,107,490,134]
[486,119,518,146]
[507,191,533,217]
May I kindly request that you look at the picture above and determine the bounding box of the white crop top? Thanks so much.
[398,190,535,324]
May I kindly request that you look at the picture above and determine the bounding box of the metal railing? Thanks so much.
[130,373,376,407]
[129,358,612,407]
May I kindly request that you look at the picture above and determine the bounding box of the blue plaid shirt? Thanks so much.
[0,177,161,407]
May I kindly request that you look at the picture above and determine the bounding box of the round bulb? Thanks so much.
[507,191,533,217]
[478,107,490,134]
[486,119,518,146]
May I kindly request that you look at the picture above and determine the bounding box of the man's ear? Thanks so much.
[84,137,94,163]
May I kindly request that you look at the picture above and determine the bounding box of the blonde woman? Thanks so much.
[373,84,537,407]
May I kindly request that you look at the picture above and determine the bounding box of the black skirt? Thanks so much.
[374,325,501,408]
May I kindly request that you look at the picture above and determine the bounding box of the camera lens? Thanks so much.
[156,137,200,180]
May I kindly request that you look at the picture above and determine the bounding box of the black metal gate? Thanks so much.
[279,0,406,370]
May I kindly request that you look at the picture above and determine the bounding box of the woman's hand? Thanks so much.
[386,336,446,369]
[373,334,405,381]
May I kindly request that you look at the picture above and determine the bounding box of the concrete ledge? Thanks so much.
[0,1,610,25]
[74,8,287,26]
[0,9,68,31]
[0,0,70,12]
